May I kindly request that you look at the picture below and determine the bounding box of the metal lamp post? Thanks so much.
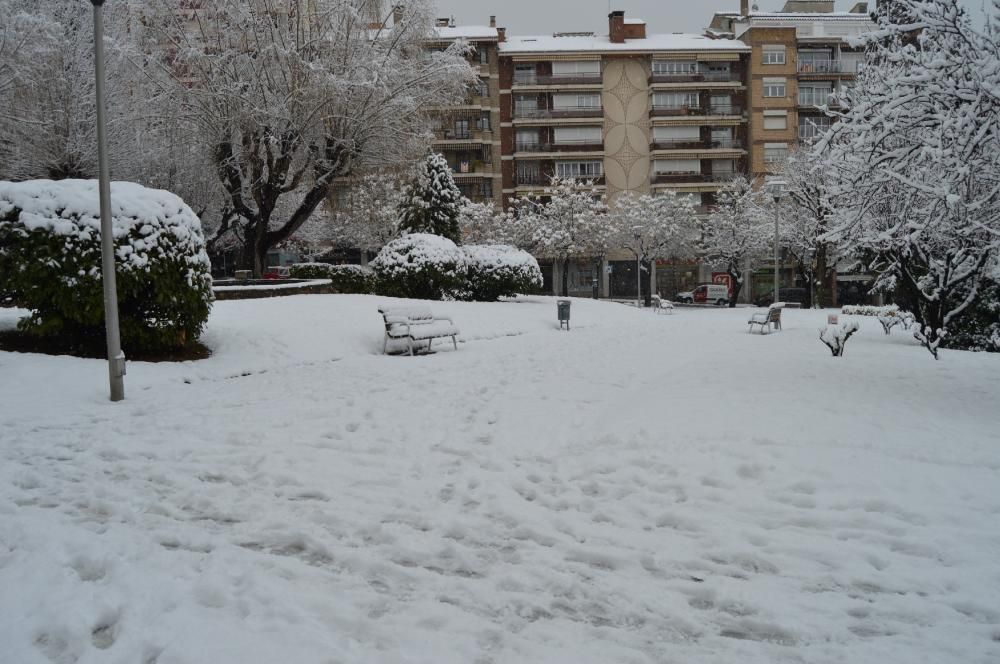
[92,0,125,401]
[764,178,787,306]
[632,226,642,310]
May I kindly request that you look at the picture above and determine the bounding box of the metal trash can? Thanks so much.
[557,299,571,330]
[592,279,599,300]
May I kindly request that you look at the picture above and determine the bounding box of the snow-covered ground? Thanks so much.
[1,296,999,664]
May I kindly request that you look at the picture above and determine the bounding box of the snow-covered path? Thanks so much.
[1,296,999,664]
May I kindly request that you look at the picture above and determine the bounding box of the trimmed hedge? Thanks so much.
[371,233,467,300]
[461,244,543,301]
[290,262,373,294]
[0,179,212,353]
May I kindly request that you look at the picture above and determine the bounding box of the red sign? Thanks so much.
[828,314,839,325]
[711,272,733,296]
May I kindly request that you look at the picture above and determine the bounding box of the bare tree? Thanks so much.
[136,0,475,275]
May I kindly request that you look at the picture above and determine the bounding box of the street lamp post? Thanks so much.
[632,226,642,310]
[92,0,125,401]
[764,178,787,306]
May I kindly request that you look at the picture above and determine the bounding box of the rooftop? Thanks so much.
[431,25,499,41]
[499,32,750,54]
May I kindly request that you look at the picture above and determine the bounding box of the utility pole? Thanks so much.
[92,0,125,401]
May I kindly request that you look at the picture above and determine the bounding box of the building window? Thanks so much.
[763,111,788,130]
[478,48,489,65]
[556,161,602,179]
[576,93,601,108]
[475,78,489,97]
[799,116,832,141]
[553,126,602,144]
[653,91,699,109]
[476,112,491,131]
[762,45,786,65]
[514,64,535,85]
[763,143,789,163]
[453,119,470,139]
[551,60,601,77]
[516,161,541,185]
[763,78,787,98]
[652,60,697,76]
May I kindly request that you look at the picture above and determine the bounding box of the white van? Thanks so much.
[676,284,730,306]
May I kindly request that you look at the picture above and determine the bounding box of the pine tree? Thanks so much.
[397,152,465,243]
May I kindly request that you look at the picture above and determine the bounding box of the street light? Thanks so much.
[764,177,787,306]
[91,0,125,401]
[632,226,643,310]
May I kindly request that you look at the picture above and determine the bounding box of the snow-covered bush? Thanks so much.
[370,233,467,300]
[942,280,1000,353]
[461,245,543,301]
[396,153,464,243]
[0,179,212,352]
[842,304,900,317]
[290,263,372,294]
[820,321,860,357]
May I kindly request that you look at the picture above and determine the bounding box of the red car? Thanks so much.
[262,266,291,280]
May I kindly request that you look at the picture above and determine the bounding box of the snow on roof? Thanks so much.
[431,25,499,41]
[747,12,875,21]
[500,33,749,54]
[624,18,646,24]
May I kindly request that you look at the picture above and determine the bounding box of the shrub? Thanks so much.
[461,244,543,301]
[290,262,373,294]
[0,179,212,352]
[942,280,1000,353]
[841,304,900,317]
[370,233,466,300]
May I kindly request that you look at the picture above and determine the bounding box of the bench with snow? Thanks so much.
[747,302,786,334]
[651,295,674,315]
[379,306,459,356]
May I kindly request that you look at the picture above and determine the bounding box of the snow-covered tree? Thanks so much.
[611,191,698,306]
[458,199,531,247]
[818,0,1000,358]
[772,149,843,308]
[397,152,465,243]
[518,178,611,297]
[137,0,475,275]
[700,176,772,307]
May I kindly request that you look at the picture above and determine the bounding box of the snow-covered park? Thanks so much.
[2,295,999,664]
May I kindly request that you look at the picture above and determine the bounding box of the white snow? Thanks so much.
[432,26,499,41]
[1,297,999,664]
[500,33,749,54]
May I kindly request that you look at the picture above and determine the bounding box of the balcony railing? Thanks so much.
[651,171,737,185]
[513,106,604,119]
[650,104,742,117]
[798,91,839,107]
[650,138,743,150]
[434,128,493,141]
[515,140,605,153]
[797,60,843,74]
[513,72,602,86]
[514,174,605,187]
[649,71,738,84]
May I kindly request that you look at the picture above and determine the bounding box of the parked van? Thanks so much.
[676,284,730,306]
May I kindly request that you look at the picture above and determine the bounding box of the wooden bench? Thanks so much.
[748,303,785,334]
[651,295,675,315]
[379,306,459,356]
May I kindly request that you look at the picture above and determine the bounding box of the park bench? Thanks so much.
[747,302,785,334]
[651,295,674,315]
[379,306,459,356]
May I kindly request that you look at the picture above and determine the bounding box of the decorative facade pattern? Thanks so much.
[602,59,651,200]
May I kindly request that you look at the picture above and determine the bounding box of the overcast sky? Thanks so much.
[430,0,989,35]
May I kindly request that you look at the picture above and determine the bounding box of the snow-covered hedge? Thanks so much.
[290,263,372,294]
[370,233,467,300]
[0,179,212,352]
[461,244,543,301]
[842,304,900,317]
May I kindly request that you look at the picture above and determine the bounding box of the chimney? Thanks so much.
[393,5,403,25]
[436,17,450,27]
[741,0,750,15]
[849,2,868,13]
[489,15,496,28]
[608,10,625,44]
[497,26,506,42]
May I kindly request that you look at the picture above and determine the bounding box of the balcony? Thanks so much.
[513,106,604,119]
[797,60,843,74]
[514,174,605,187]
[513,72,602,86]
[649,71,739,84]
[433,128,493,142]
[650,138,743,151]
[650,104,743,117]
[515,140,605,153]
[651,171,737,185]
[797,91,839,107]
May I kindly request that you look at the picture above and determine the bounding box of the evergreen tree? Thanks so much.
[397,152,465,243]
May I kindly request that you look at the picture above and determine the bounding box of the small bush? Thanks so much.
[290,262,373,294]
[842,304,900,317]
[0,179,212,353]
[461,244,543,301]
[370,233,466,301]
[943,280,1000,353]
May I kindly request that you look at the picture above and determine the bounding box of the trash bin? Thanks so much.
[592,279,599,300]
[557,299,571,330]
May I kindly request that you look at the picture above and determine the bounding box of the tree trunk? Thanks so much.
[642,259,652,307]
[728,265,742,308]
[814,245,829,308]
[560,257,570,297]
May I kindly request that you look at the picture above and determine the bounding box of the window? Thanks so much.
[763,77,786,98]
[710,94,732,113]
[551,60,601,77]
[762,45,786,65]
[652,60,697,76]
[514,64,535,84]
[476,112,491,131]
[516,161,541,184]
[799,83,834,107]
[475,78,489,97]
[763,142,788,163]
[516,129,539,150]
[453,119,470,139]
[577,94,601,108]
[514,95,538,116]
[552,93,600,110]
[478,48,489,65]
[553,126,602,144]
[556,161,602,179]
[799,116,832,140]
[653,125,701,143]
[763,110,787,130]
[654,159,700,174]
[653,92,699,109]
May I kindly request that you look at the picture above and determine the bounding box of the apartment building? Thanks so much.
[426,17,504,207]
[709,0,875,178]
[497,12,751,297]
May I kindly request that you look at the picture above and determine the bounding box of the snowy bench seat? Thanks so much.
[748,303,785,334]
[651,295,674,315]
[379,306,459,356]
